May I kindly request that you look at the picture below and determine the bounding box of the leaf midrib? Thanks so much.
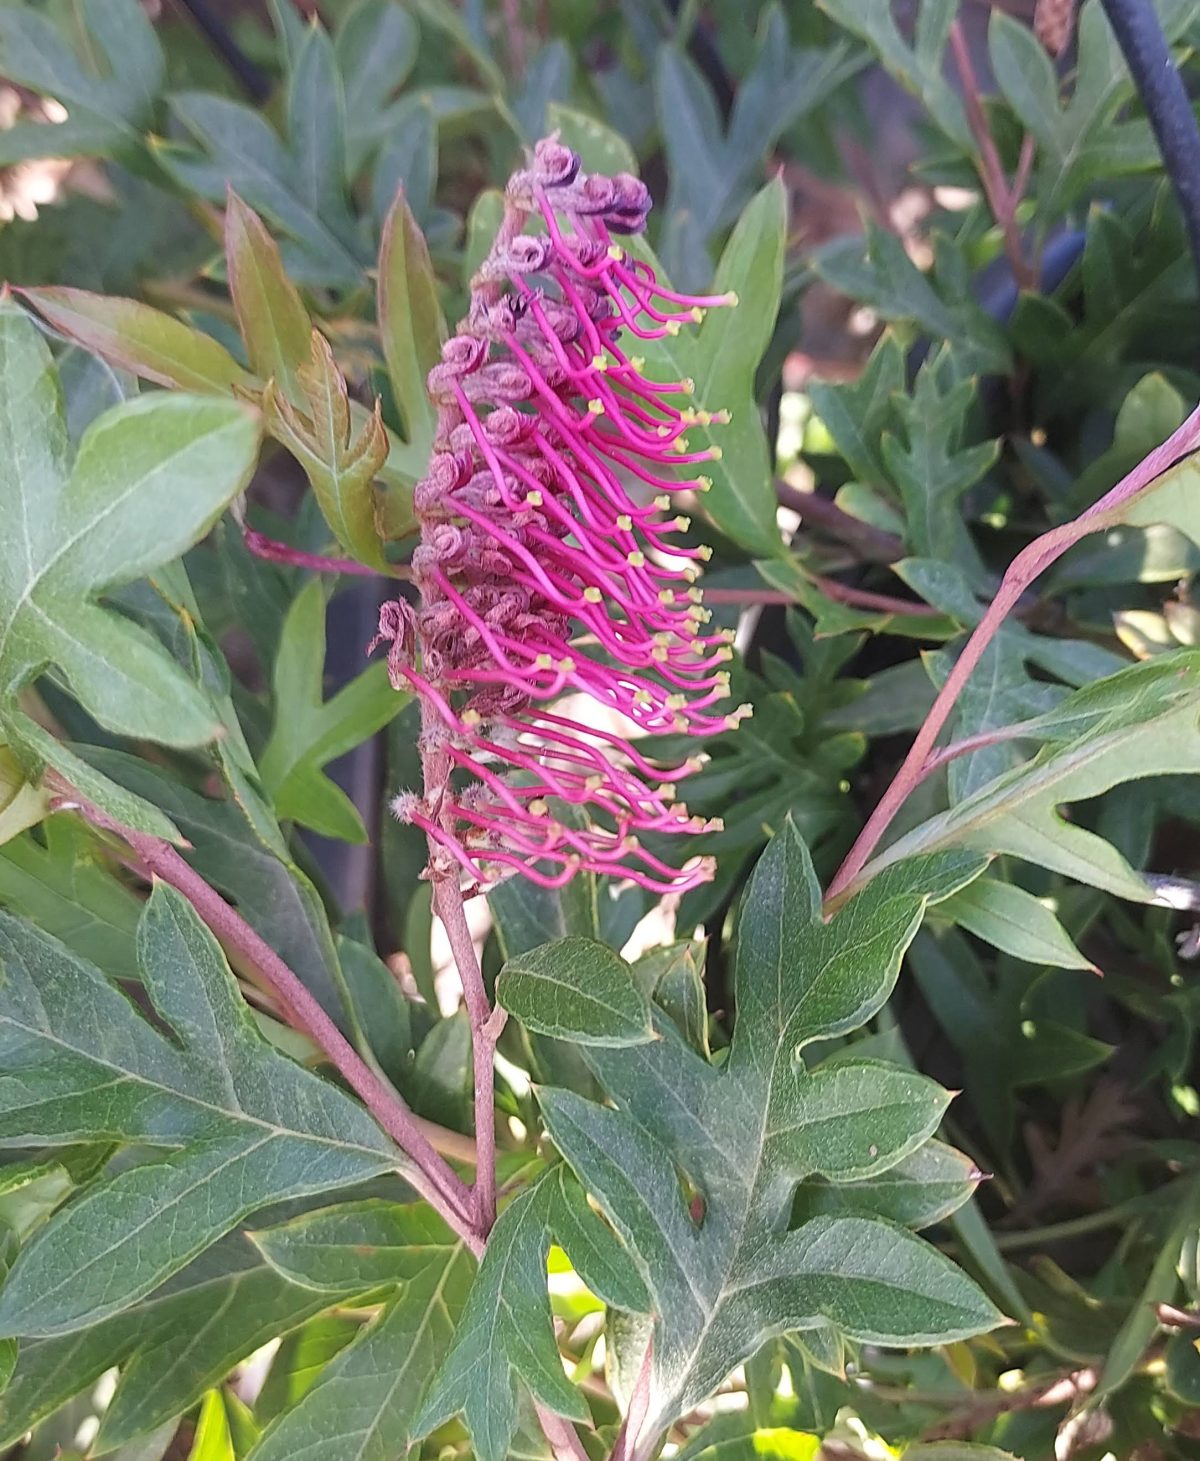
[0,417,244,671]
[0,1006,390,1160]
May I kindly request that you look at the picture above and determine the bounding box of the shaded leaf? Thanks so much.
[247,1242,472,1461]
[259,580,404,840]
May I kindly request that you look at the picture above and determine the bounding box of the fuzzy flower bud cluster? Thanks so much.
[373,136,748,892]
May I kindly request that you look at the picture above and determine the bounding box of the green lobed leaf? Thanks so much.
[411,1171,591,1461]
[257,578,403,841]
[536,825,999,1446]
[82,749,350,1025]
[790,1139,980,1231]
[0,816,142,981]
[937,877,1096,971]
[0,885,398,1339]
[159,95,367,289]
[251,1199,457,1292]
[254,1315,360,1424]
[0,1227,368,1452]
[224,193,313,403]
[854,651,1200,903]
[247,1251,472,1461]
[0,306,260,747]
[336,0,419,173]
[497,936,655,1046]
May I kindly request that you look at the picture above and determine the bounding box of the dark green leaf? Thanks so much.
[0,886,397,1337]
[247,1249,472,1461]
[538,826,998,1443]
[0,1229,365,1451]
[498,936,654,1046]
[412,1171,592,1461]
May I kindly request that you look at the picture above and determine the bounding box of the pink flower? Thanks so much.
[372,137,750,894]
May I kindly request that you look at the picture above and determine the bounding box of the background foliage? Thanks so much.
[0,0,1199,1458]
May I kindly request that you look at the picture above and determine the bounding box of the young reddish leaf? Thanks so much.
[262,331,390,568]
[378,190,443,458]
[19,286,252,394]
[225,191,314,403]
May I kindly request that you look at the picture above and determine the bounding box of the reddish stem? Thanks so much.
[433,874,506,1230]
[243,528,398,579]
[949,20,1037,291]
[826,402,1200,903]
[66,793,481,1250]
[703,581,937,616]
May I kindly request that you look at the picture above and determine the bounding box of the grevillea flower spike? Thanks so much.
[373,136,749,894]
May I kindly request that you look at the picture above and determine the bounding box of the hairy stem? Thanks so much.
[433,874,506,1230]
[66,793,481,1250]
[243,529,395,579]
[826,401,1200,902]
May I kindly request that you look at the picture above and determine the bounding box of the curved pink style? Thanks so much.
[373,137,749,894]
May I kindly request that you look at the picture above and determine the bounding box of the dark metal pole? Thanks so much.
[174,0,271,104]
[1100,0,1200,287]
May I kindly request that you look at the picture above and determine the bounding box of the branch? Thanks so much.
[63,791,482,1252]
[776,479,905,562]
[433,875,506,1230]
[175,0,270,104]
[826,401,1200,902]
[949,20,1036,291]
[243,529,388,579]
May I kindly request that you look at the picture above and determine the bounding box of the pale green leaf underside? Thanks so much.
[0,306,260,747]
